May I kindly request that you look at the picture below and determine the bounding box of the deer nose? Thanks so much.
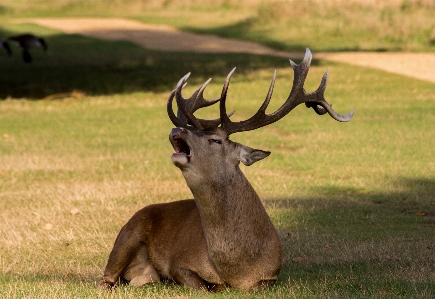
[171,127,181,135]
[170,127,187,138]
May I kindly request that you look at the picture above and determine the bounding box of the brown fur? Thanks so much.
[99,127,282,291]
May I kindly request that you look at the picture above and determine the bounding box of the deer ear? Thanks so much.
[238,145,270,166]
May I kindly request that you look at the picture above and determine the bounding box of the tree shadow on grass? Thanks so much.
[269,176,435,246]
[269,176,435,295]
[0,29,320,99]
[271,176,435,213]
[275,261,434,297]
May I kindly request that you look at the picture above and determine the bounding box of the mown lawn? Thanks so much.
[1,16,434,299]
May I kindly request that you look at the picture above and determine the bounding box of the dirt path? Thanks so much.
[17,18,435,84]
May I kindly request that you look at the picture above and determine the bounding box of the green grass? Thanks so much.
[1,20,435,299]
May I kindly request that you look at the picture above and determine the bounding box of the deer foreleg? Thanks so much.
[99,226,160,289]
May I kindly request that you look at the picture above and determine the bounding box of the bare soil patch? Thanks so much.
[316,52,435,84]
[15,18,435,83]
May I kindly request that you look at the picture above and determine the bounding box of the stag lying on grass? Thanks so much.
[99,49,354,291]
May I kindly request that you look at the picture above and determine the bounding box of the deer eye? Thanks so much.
[208,139,222,145]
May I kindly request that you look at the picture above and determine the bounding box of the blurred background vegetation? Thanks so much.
[1,0,435,52]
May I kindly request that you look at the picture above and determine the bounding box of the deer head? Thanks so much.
[168,48,354,179]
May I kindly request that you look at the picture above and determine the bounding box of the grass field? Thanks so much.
[1,3,435,299]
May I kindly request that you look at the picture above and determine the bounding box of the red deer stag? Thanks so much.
[98,49,354,291]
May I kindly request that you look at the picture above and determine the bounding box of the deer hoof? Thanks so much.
[98,279,116,291]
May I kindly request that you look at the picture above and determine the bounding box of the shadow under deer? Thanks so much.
[98,49,354,291]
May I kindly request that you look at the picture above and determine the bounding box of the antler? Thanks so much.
[219,48,354,135]
[167,73,223,130]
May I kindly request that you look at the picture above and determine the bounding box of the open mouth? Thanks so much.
[171,134,191,157]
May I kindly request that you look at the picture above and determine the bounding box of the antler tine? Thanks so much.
[192,78,220,110]
[219,48,354,135]
[167,89,184,127]
[220,68,277,134]
[177,78,216,116]
[175,73,204,130]
[303,69,355,121]
[167,73,191,127]
[305,70,329,116]
[281,49,354,121]
[184,78,228,129]
[220,67,237,131]
[168,73,228,130]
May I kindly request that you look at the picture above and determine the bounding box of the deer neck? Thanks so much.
[182,165,273,253]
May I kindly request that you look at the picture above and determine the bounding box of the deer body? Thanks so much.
[100,128,281,290]
[99,49,353,291]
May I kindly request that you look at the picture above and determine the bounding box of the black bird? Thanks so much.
[0,39,12,56]
[8,34,47,63]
